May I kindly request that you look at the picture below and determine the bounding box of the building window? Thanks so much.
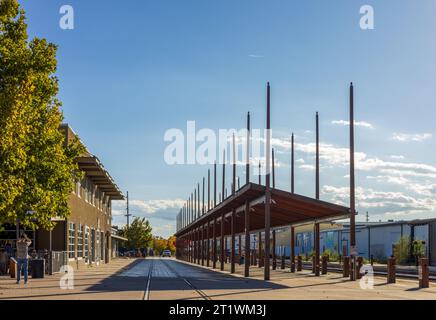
[68,222,76,259]
[77,179,81,198]
[84,226,90,262]
[77,224,83,258]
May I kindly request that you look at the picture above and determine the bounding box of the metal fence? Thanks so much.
[49,251,68,274]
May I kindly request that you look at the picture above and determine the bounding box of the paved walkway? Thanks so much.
[1,258,435,300]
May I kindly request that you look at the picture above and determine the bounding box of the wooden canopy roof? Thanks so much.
[175,183,351,237]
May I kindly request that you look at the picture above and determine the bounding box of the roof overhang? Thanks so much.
[111,234,128,241]
[76,156,124,200]
[175,183,351,237]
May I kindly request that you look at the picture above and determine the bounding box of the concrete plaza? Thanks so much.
[0,258,435,300]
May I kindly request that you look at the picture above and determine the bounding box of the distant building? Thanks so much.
[274,218,436,266]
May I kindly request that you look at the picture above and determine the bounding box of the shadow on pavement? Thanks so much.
[86,259,288,294]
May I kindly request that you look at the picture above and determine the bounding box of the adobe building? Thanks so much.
[0,124,125,270]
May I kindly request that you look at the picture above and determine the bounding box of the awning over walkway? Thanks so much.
[175,183,351,237]
[76,156,124,200]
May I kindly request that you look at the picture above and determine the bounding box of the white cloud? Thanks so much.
[392,133,432,142]
[248,54,264,58]
[322,185,436,217]
[299,164,315,171]
[390,155,405,160]
[112,199,185,219]
[331,120,374,129]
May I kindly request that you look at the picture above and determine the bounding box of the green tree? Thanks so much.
[120,217,153,249]
[0,0,83,230]
[394,235,410,265]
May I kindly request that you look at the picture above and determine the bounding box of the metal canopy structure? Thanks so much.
[175,82,357,281]
[175,183,351,236]
[76,156,124,200]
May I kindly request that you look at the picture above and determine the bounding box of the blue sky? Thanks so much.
[21,0,436,237]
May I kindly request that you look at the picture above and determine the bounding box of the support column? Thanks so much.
[196,228,199,264]
[220,213,225,271]
[201,224,204,266]
[238,234,242,265]
[206,221,210,267]
[291,226,295,273]
[314,223,320,276]
[213,218,217,269]
[258,232,263,268]
[231,209,236,273]
[272,230,277,270]
[244,200,250,277]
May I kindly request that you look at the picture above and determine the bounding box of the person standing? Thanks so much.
[0,248,8,275]
[16,234,32,285]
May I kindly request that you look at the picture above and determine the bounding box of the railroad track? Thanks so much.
[143,258,154,300]
[160,258,211,300]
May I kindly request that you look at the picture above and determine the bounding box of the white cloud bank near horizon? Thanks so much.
[112,129,436,238]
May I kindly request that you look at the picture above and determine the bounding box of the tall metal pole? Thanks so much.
[264,82,271,280]
[208,169,210,211]
[316,112,320,200]
[125,191,131,228]
[246,112,250,185]
[272,148,275,189]
[222,150,226,202]
[202,177,205,214]
[194,188,197,221]
[231,134,236,273]
[232,134,236,195]
[315,112,320,276]
[213,217,217,269]
[214,161,217,207]
[197,183,200,218]
[291,133,295,193]
[350,82,356,281]
[258,161,261,185]
[245,111,251,277]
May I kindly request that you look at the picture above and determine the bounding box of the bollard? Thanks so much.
[281,254,285,270]
[356,257,363,280]
[343,256,350,277]
[350,256,356,281]
[321,255,328,275]
[290,256,295,273]
[419,257,429,288]
[297,255,302,271]
[9,258,17,279]
[387,256,396,284]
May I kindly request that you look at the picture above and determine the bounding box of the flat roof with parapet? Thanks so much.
[175,182,351,237]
